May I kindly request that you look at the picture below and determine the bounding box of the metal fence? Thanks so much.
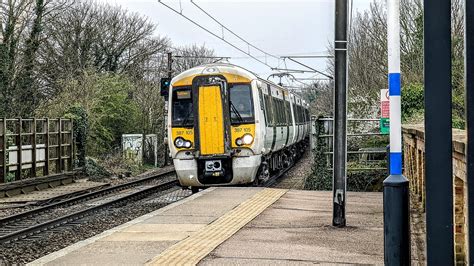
[311,116,389,172]
[0,118,74,183]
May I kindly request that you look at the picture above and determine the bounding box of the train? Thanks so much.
[165,63,310,192]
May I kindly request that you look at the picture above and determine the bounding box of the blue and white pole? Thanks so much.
[388,0,402,176]
[383,0,410,264]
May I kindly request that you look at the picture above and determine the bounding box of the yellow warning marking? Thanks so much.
[146,188,287,266]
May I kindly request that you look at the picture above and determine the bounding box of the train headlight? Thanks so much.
[242,134,254,145]
[235,138,244,146]
[184,140,192,148]
[235,134,253,146]
[174,137,192,149]
[174,137,185,148]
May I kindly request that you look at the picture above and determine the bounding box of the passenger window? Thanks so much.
[264,95,273,127]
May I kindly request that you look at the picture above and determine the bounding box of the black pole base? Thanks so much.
[383,174,410,265]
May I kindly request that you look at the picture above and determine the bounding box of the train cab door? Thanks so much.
[263,85,275,151]
[192,76,232,157]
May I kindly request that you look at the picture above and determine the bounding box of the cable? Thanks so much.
[190,0,279,60]
[285,57,334,79]
[157,0,275,69]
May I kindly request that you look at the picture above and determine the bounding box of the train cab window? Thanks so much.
[172,88,194,127]
[230,84,255,124]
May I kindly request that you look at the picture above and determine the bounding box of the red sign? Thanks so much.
[380,89,390,118]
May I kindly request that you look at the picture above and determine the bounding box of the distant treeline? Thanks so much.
[310,0,465,128]
[0,0,214,157]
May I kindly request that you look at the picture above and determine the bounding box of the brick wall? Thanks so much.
[403,125,468,265]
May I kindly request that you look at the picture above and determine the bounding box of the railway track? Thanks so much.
[0,170,177,244]
[261,163,296,188]
[0,158,298,245]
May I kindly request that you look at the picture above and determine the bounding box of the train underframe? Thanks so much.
[254,137,310,186]
[177,137,310,192]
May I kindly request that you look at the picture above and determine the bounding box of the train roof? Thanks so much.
[171,63,310,108]
[171,63,257,85]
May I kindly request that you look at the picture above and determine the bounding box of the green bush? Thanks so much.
[401,82,466,129]
[37,70,143,157]
[305,121,332,190]
[65,105,88,168]
[401,83,424,123]
[84,157,111,179]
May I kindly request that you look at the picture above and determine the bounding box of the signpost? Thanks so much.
[383,0,410,264]
[380,89,390,134]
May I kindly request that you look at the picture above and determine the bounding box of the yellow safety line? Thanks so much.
[146,188,287,266]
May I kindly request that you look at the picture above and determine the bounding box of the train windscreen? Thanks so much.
[172,88,194,127]
[230,84,254,124]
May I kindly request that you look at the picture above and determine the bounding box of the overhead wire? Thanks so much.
[190,0,280,61]
[157,0,275,69]
[159,0,332,81]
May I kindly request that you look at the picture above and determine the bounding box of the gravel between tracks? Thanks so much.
[273,151,313,189]
[0,166,175,219]
[0,175,187,264]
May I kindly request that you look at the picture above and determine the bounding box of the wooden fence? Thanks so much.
[0,118,74,183]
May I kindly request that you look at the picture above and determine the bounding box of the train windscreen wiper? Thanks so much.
[180,108,193,127]
[230,101,244,123]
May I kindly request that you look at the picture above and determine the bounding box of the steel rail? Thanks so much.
[0,179,178,244]
[0,169,175,228]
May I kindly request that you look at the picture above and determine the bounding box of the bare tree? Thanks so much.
[172,43,215,73]
[37,1,170,98]
[0,0,70,116]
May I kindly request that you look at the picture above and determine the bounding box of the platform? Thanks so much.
[29,187,383,265]
[0,180,108,204]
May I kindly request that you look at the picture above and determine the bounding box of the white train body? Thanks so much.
[167,63,310,188]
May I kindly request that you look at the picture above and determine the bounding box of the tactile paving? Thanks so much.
[146,188,287,265]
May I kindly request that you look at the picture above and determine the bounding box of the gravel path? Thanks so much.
[273,151,313,189]
[0,183,189,264]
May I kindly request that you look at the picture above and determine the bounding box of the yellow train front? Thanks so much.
[167,63,310,190]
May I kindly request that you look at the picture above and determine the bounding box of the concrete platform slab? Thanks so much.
[44,241,175,266]
[0,181,108,203]
[199,190,383,265]
[30,187,384,266]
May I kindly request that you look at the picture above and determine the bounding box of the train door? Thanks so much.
[263,85,275,151]
[285,98,292,147]
[289,95,296,145]
[276,97,285,150]
[192,76,232,157]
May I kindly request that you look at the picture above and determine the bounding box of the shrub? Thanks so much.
[37,70,143,157]
[401,83,424,123]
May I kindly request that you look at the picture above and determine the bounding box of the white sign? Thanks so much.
[122,134,143,164]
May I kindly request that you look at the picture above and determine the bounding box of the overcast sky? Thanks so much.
[99,0,376,87]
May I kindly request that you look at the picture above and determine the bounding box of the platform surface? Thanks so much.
[30,187,383,265]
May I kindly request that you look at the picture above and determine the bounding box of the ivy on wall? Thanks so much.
[305,120,332,190]
[65,105,88,168]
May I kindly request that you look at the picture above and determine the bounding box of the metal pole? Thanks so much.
[332,0,348,227]
[424,0,454,264]
[465,0,474,264]
[163,52,172,167]
[383,0,410,264]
